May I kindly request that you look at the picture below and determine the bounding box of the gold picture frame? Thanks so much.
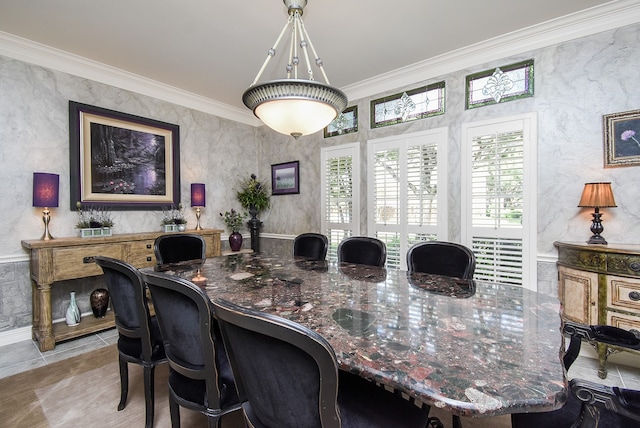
[604,109,640,168]
[69,101,180,209]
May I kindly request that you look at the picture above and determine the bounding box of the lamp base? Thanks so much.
[587,210,607,245]
[587,235,608,245]
[194,207,203,231]
[41,208,54,241]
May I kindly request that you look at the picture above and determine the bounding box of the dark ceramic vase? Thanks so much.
[229,231,243,251]
[90,288,110,318]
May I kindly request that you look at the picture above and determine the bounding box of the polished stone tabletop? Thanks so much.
[149,253,566,418]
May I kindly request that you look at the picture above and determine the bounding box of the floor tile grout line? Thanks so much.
[30,339,48,364]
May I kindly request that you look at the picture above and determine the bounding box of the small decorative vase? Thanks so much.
[229,231,243,251]
[65,291,81,326]
[90,288,110,318]
[178,224,187,232]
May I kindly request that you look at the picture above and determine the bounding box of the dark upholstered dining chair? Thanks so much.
[293,232,329,260]
[406,241,475,428]
[141,271,241,428]
[407,241,476,279]
[211,298,431,428]
[94,256,167,428]
[511,321,640,428]
[154,233,206,265]
[337,236,387,267]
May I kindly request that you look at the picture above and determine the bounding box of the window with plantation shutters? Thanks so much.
[461,113,537,289]
[368,129,448,270]
[321,143,360,261]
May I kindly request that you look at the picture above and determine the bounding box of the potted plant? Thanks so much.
[220,209,247,251]
[76,202,114,237]
[236,174,270,251]
[161,204,187,232]
[236,174,270,215]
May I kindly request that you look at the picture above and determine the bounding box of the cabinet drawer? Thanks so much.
[52,244,124,281]
[608,275,640,312]
[607,253,640,278]
[557,247,605,271]
[607,311,640,335]
[129,240,156,268]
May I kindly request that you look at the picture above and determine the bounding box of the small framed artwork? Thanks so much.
[604,109,640,168]
[271,161,300,195]
[69,101,181,210]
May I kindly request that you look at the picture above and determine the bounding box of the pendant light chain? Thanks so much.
[250,15,293,86]
[242,0,348,138]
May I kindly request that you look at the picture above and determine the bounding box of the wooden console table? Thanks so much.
[555,241,640,378]
[22,229,222,351]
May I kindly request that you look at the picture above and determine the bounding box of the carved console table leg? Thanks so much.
[34,281,55,352]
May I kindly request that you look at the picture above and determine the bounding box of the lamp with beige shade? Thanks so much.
[578,182,617,244]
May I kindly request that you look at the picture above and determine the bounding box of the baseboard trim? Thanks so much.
[0,326,32,347]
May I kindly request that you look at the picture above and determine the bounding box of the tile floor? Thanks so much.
[0,328,119,379]
[1,328,640,388]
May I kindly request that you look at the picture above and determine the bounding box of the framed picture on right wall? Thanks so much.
[604,108,640,167]
[271,161,300,195]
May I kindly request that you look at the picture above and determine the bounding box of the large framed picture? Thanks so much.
[271,161,300,195]
[69,101,180,210]
[604,109,640,168]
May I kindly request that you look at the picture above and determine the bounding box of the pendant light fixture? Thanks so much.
[243,0,348,139]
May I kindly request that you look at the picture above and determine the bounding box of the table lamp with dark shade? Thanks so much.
[191,183,206,230]
[32,172,59,240]
[578,182,617,245]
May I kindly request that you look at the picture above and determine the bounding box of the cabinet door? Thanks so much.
[558,265,598,324]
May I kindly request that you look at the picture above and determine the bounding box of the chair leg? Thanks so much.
[452,414,463,428]
[117,357,129,411]
[427,417,445,428]
[169,394,181,428]
[207,415,221,428]
[143,365,156,428]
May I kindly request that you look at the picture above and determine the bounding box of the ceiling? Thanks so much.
[0,0,623,118]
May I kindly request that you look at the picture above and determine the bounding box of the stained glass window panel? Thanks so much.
[371,82,445,128]
[466,60,534,109]
[325,106,358,138]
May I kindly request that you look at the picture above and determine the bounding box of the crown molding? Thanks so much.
[342,0,640,102]
[0,31,261,127]
[0,1,638,124]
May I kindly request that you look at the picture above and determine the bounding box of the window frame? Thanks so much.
[321,142,361,261]
[461,113,538,289]
[367,128,448,270]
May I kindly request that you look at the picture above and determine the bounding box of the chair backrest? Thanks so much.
[212,298,342,428]
[406,241,476,279]
[154,233,206,264]
[141,270,228,409]
[94,256,157,359]
[337,236,386,267]
[293,233,329,260]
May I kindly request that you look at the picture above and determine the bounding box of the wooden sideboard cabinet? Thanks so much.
[22,229,222,351]
[555,241,640,378]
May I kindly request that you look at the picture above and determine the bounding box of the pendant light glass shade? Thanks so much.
[243,0,348,138]
[244,79,347,138]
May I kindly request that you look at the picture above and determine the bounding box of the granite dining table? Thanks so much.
[144,253,566,419]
